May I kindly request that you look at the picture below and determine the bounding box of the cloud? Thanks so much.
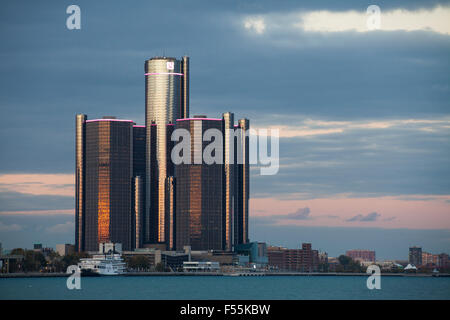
[0,209,74,216]
[321,215,339,219]
[0,191,74,212]
[346,212,381,222]
[251,116,450,199]
[251,207,312,223]
[0,174,74,197]
[244,16,266,34]
[282,207,311,220]
[45,221,74,234]
[243,6,450,36]
[300,6,450,35]
[0,221,23,231]
[253,117,450,138]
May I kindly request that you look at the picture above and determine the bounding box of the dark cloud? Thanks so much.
[0,192,74,212]
[251,124,450,199]
[279,207,311,220]
[252,207,312,223]
[321,215,340,219]
[346,212,381,222]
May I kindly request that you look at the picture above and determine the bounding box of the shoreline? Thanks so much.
[1,272,449,278]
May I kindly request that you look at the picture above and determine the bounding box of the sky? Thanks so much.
[0,0,449,260]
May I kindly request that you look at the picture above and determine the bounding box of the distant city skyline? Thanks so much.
[0,1,449,260]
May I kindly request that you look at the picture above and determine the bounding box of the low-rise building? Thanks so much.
[267,243,319,272]
[190,250,235,265]
[122,248,162,267]
[56,244,75,256]
[235,242,268,267]
[346,249,376,263]
[183,261,220,272]
[161,251,189,271]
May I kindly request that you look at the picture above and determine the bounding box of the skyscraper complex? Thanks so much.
[75,56,249,253]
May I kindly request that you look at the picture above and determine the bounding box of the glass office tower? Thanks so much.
[145,56,189,245]
[180,56,189,119]
[165,176,176,250]
[175,117,224,251]
[234,119,250,245]
[75,114,87,252]
[133,176,144,250]
[222,112,235,251]
[132,125,146,249]
[75,116,135,252]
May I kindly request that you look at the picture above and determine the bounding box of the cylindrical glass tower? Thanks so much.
[145,57,187,244]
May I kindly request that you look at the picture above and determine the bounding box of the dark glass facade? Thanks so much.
[222,112,235,251]
[165,176,176,250]
[234,119,250,245]
[132,126,146,249]
[76,117,135,252]
[175,118,224,251]
[133,176,144,250]
[75,114,86,252]
[180,56,189,119]
[133,126,146,177]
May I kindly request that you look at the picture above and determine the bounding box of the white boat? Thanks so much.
[77,254,126,276]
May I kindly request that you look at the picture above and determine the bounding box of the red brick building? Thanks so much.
[345,249,376,263]
[267,243,319,272]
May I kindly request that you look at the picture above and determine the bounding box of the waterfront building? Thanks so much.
[56,244,75,256]
[145,56,189,246]
[174,115,250,251]
[267,243,319,272]
[132,125,146,249]
[161,251,189,271]
[183,261,220,272]
[190,250,235,265]
[438,253,449,269]
[234,118,250,246]
[175,117,224,251]
[99,242,123,254]
[235,242,268,266]
[75,116,146,252]
[222,112,235,251]
[346,249,376,263]
[409,246,422,266]
[422,251,439,266]
[122,248,162,268]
